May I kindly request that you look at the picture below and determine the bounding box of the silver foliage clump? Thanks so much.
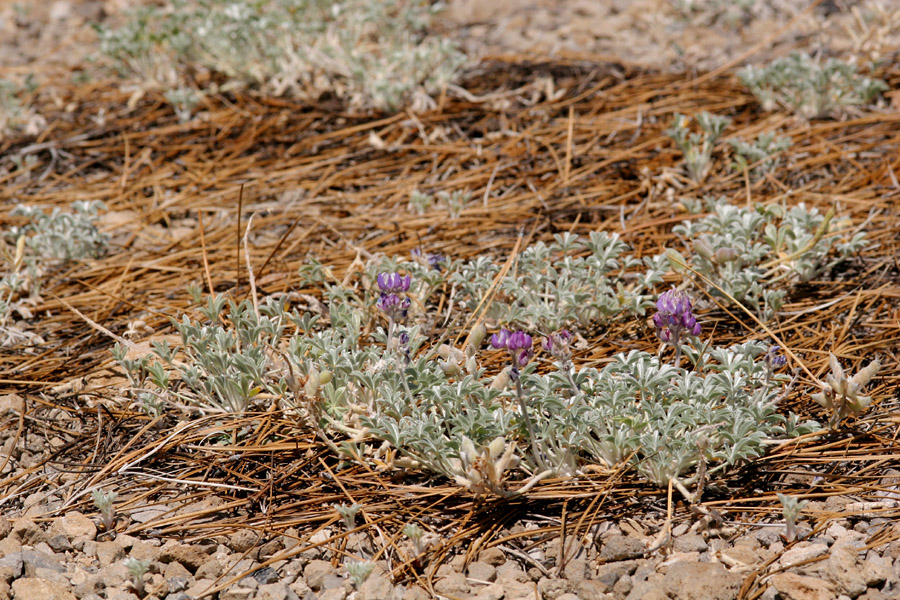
[738,52,888,119]
[812,353,881,427]
[450,231,666,332]
[10,200,108,261]
[96,0,466,112]
[2,200,107,345]
[0,76,45,138]
[114,291,294,417]
[729,131,792,179]
[528,341,820,486]
[666,112,731,182]
[286,242,817,493]
[672,198,868,319]
[116,220,839,494]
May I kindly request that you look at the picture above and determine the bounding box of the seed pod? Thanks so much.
[469,323,487,349]
[714,247,739,263]
[465,356,477,376]
[304,368,321,397]
[694,237,715,260]
[850,357,881,388]
[439,360,459,376]
[490,368,510,390]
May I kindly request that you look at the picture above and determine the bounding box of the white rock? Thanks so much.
[11,578,77,600]
[778,542,829,568]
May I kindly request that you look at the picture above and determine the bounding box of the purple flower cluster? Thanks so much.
[652,288,701,344]
[491,328,533,367]
[376,272,411,322]
[377,272,411,294]
[766,345,787,369]
[541,329,572,360]
[411,248,446,271]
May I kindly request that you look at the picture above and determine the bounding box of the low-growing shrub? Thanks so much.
[672,197,867,319]
[96,0,466,112]
[10,200,109,261]
[738,52,887,118]
[116,205,859,494]
[666,112,731,183]
[729,132,792,178]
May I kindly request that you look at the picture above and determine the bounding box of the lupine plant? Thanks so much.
[666,112,731,182]
[776,493,808,543]
[346,560,375,588]
[121,221,833,494]
[336,503,362,531]
[376,271,411,346]
[729,132,792,178]
[492,329,546,470]
[96,0,466,112]
[738,52,888,118]
[652,288,701,367]
[124,558,151,597]
[438,189,471,220]
[288,264,818,491]
[92,488,118,531]
[811,353,881,427]
[10,200,108,261]
[113,290,293,418]
[1,201,108,346]
[408,190,432,215]
[672,197,867,319]
[403,523,428,556]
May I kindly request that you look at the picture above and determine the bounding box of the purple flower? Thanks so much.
[491,328,531,351]
[492,328,533,368]
[653,289,701,345]
[427,253,445,271]
[376,293,410,321]
[541,330,572,359]
[490,329,509,350]
[766,345,787,369]
[411,249,446,271]
[377,272,411,294]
